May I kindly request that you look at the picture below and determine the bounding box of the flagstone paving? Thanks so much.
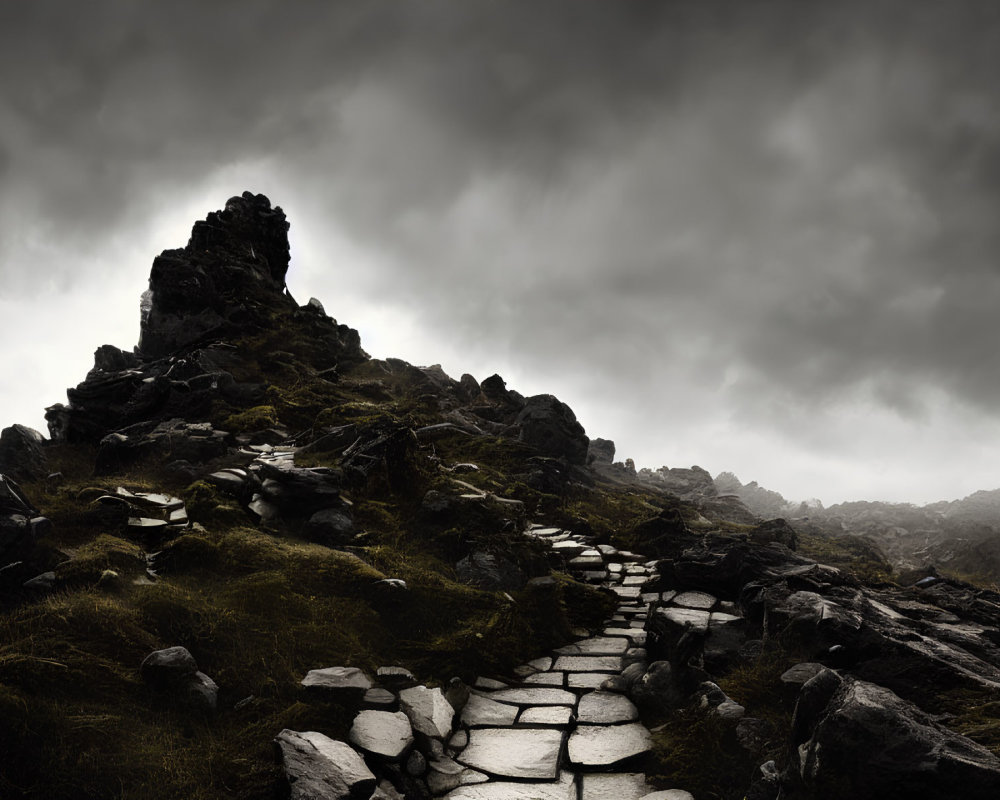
[436,524,697,800]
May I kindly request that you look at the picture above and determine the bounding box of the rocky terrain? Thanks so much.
[2,193,1000,800]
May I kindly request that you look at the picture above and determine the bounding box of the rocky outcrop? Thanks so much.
[788,672,1000,799]
[515,395,589,465]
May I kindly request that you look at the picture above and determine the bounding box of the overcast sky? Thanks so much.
[2,0,1000,506]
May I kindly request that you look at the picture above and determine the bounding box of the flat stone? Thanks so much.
[461,693,519,727]
[553,655,623,673]
[608,564,624,574]
[525,671,565,687]
[456,728,564,779]
[577,691,639,724]
[474,677,508,690]
[556,637,630,656]
[302,666,372,693]
[612,586,642,599]
[622,576,647,586]
[568,723,652,766]
[551,540,587,555]
[660,590,677,603]
[779,662,826,687]
[489,687,578,706]
[399,685,454,738]
[363,688,397,709]
[569,555,605,568]
[655,607,710,634]
[568,673,612,690]
[672,590,716,610]
[639,792,695,800]
[349,710,414,759]
[443,770,577,799]
[518,705,574,726]
[581,773,652,800]
[530,527,563,537]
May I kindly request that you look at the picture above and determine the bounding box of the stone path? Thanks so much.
[434,524,693,800]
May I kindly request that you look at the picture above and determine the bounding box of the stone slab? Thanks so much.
[524,671,565,687]
[518,705,574,726]
[553,655,623,673]
[577,691,639,724]
[461,693,519,727]
[568,672,613,690]
[581,772,652,800]
[489,687,578,706]
[555,637,630,656]
[443,770,576,799]
[456,728,564,779]
[568,722,652,766]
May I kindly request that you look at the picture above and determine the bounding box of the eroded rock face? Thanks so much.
[139,192,292,358]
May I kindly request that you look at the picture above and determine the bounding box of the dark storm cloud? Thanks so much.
[3,0,1000,500]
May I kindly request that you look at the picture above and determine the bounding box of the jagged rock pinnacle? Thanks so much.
[138,191,294,357]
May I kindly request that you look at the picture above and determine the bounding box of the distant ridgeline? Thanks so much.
[0,193,999,800]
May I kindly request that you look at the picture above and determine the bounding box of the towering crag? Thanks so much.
[2,194,1000,800]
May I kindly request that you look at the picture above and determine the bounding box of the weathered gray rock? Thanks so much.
[515,394,589,464]
[443,770,577,799]
[186,671,219,713]
[460,694,519,727]
[349,710,414,759]
[577,691,639,724]
[517,705,574,726]
[399,685,455,739]
[140,646,199,688]
[305,507,355,544]
[790,676,1000,799]
[0,425,47,482]
[488,687,577,706]
[301,666,372,695]
[567,723,652,767]
[580,772,652,800]
[456,728,565,779]
[274,729,376,800]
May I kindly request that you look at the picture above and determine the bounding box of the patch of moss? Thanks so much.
[222,404,278,432]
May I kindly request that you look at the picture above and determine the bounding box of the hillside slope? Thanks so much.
[1,195,999,800]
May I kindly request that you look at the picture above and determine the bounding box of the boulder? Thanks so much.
[788,675,1000,799]
[0,425,47,482]
[301,666,372,697]
[398,685,455,739]
[274,729,376,800]
[140,646,199,688]
[515,395,589,465]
